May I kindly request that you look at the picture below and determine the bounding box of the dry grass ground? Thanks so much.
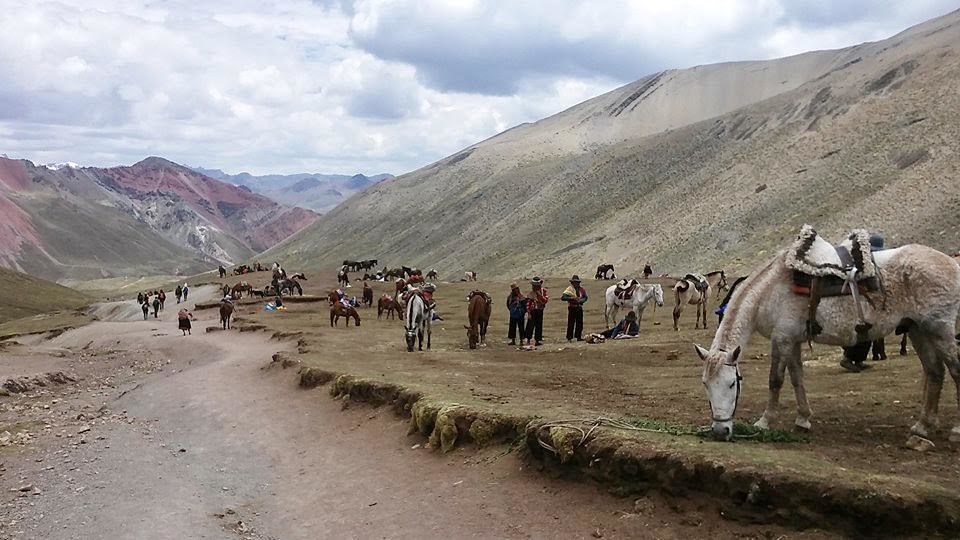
[213,269,960,531]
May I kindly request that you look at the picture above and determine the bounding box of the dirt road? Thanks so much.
[0,313,810,539]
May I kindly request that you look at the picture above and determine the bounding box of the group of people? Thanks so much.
[175,283,189,303]
[504,275,638,347]
[137,289,166,320]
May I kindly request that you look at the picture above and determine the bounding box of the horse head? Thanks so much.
[653,284,664,307]
[464,324,479,349]
[695,344,742,441]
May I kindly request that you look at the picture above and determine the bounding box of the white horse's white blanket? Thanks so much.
[784,224,875,279]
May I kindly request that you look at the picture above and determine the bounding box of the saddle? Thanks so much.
[468,290,491,303]
[683,273,709,293]
[615,279,638,300]
[784,225,880,340]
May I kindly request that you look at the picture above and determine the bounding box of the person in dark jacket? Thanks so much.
[525,277,549,346]
[561,275,588,341]
[141,301,150,320]
[602,311,640,339]
[175,284,183,303]
[152,296,160,318]
[506,283,526,345]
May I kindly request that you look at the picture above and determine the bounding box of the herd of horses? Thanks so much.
[210,230,960,447]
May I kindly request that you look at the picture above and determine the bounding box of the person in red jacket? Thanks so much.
[525,277,549,346]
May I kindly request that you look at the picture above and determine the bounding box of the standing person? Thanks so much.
[506,283,526,346]
[524,277,549,347]
[175,284,183,304]
[643,264,653,279]
[218,265,226,278]
[141,301,150,320]
[152,296,160,318]
[158,289,166,311]
[561,275,588,342]
[177,308,194,336]
[182,283,189,302]
[137,291,145,305]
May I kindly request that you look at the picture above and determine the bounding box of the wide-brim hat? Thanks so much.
[531,276,543,285]
[570,275,581,283]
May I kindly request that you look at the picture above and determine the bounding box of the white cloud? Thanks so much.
[0,0,955,176]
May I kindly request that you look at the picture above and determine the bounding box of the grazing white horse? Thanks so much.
[698,244,960,443]
[604,283,664,328]
[404,293,432,352]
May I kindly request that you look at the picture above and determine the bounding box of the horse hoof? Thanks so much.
[794,417,812,432]
[950,427,960,444]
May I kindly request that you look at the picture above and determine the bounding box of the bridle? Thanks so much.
[709,348,742,423]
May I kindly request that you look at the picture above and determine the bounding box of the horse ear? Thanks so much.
[727,346,742,364]
[463,325,470,329]
[694,344,709,361]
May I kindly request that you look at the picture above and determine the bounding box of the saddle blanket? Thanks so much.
[785,224,876,280]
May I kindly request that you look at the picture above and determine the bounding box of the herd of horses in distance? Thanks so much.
[212,231,960,445]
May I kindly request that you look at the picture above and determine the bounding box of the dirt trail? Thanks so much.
[0,314,812,539]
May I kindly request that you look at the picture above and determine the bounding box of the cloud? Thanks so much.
[0,0,955,176]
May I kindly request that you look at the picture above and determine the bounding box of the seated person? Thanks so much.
[588,311,640,342]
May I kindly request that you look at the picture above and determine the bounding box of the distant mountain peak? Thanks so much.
[133,156,185,171]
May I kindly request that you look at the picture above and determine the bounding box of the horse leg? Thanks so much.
[909,330,949,438]
[426,320,432,350]
[755,340,788,430]
[672,301,682,331]
[785,342,812,431]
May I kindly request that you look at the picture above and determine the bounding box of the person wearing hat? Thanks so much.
[525,277,549,346]
[601,310,639,339]
[506,283,526,345]
[561,275,588,342]
[840,232,890,372]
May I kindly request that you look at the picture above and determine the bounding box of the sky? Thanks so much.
[0,1,956,176]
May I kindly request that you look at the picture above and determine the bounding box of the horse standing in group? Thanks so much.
[464,291,491,349]
[404,293,432,352]
[464,271,477,282]
[595,264,616,280]
[219,300,234,329]
[362,283,374,308]
[698,227,960,445]
[604,281,663,329]
[280,272,306,296]
[672,271,727,330]
[231,281,253,299]
[328,289,360,327]
[337,268,350,288]
[378,294,403,320]
[426,269,438,280]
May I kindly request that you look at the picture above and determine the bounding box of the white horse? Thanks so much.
[698,244,960,443]
[404,293,432,352]
[604,283,664,328]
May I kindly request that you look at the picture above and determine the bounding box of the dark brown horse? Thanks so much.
[219,300,234,329]
[464,291,491,349]
[595,264,615,280]
[362,283,374,308]
[378,294,403,320]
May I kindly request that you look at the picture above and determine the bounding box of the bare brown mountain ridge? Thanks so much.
[265,9,960,278]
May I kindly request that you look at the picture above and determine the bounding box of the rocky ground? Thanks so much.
[0,305,816,539]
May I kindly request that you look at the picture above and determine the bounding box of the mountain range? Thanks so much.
[264,9,960,278]
[193,167,393,213]
[0,156,318,281]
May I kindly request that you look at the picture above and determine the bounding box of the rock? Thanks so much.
[592,529,604,538]
[665,350,680,361]
[77,425,91,434]
[905,435,935,452]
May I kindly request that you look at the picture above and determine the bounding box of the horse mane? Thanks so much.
[705,270,725,277]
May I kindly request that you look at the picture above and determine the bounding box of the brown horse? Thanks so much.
[219,300,234,329]
[337,269,350,287]
[378,294,403,320]
[464,291,491,349]
[231,281,253,299]
[362,283,374,307]
[330,304,361,327]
